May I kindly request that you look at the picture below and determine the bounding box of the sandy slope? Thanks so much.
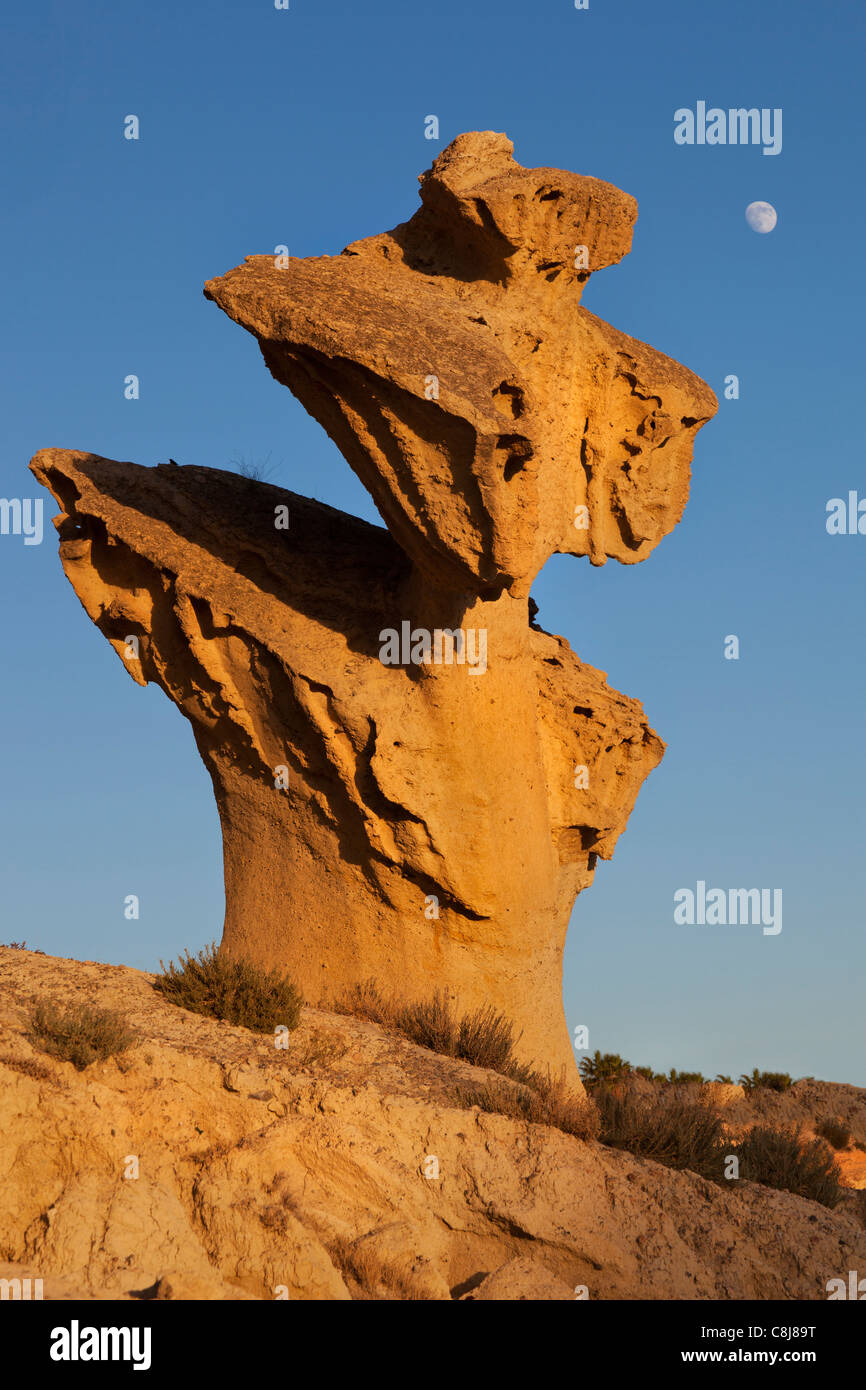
[0,947,863,1300]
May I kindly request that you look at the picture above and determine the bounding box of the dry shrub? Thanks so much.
[154,943,302,1033]
[815,1116,852,1150]
[592,1089,843,1207]
[455,1070,599,1141]
[333,979,393,1027]
[259,1186,302,1235]
[456,1004,525,1073]
[338,981,601,1136]
[335,980,531,1081]
[0,1053,55,1082]
[328,1235,431,1301]
[595,1087,727,1181]
[734,1125,843,1208]
[399,992,456,1057]
[294,1029,348,1068]
[27,1002,135,1071]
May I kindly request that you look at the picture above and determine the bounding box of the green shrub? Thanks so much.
[738,1069,792,1093]
[153,943,303,1033]
[27,1002,135,1071]
[584,1060,707,1087]
[714,1074,734,1084]
[579,1050,631,1089]
[595,1087,727,1180]
[815,1117,852,1151]
[633,1065,668,1083]
[734,1125,842,1208]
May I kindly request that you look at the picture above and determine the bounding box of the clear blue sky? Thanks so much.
[1,0,863,1084]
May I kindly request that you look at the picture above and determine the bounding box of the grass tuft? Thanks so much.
[294,1029,349,1068]
[334,979,391,1027]
[335,980,532,1081]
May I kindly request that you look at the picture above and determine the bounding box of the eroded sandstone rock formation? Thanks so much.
[31,133,716,1078]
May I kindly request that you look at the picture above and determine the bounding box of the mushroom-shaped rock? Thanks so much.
[31,133,716,1082]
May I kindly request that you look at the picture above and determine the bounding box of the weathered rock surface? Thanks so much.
[30,133,716,1078]
[1,950,863,1301]
[29,450,660,1077]
[205,131,716,593]
[702,1082,747,1107]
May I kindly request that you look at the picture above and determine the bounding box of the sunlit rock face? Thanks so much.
[31,133,715,1080]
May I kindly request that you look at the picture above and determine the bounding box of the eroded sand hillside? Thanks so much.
[1,948,863,1300]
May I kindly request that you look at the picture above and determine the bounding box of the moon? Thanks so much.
[745,201,777,234]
